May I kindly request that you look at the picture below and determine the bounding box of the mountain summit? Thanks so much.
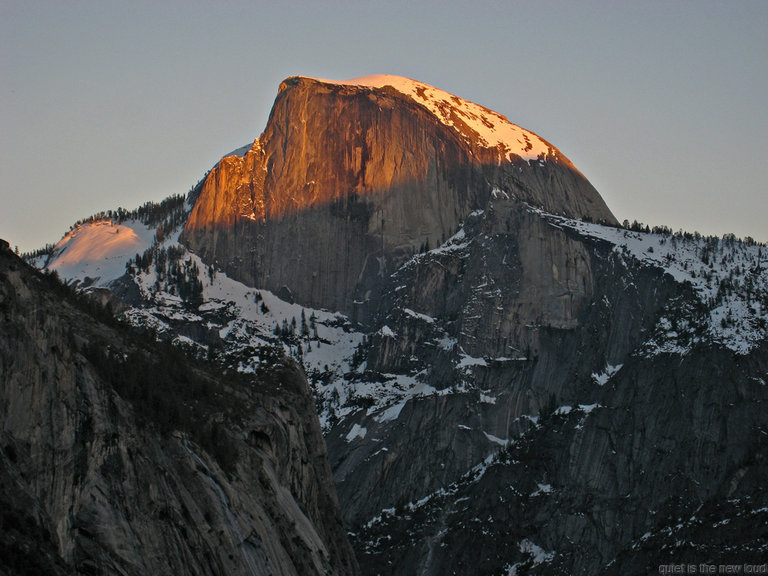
[304,75,557,162]
[182,75,616,315]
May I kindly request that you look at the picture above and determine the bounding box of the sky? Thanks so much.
[1,1,766,252]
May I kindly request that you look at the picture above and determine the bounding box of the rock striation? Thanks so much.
[182,75,616,318]
[0,240,358,576]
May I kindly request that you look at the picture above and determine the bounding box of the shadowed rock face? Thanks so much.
[349,346,768,575]
[0,242,358,576]
[182,76,616,318]
[327,202,638,527]
[327,203,768,575]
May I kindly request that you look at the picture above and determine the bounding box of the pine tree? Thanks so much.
[301,310,309,337]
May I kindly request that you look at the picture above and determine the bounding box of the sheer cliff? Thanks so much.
[0,240,358,576]
[182,75,616,318]
[337,206,768,574]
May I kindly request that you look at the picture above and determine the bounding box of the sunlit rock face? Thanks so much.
[182,76,616,319]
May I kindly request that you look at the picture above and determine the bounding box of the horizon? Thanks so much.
[2,1,766,252]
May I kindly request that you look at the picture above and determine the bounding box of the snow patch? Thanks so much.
[428,227,470,256]
[483,432,508,446]
[505,539,555,574]
[491,187,510,200]
[519,539,555,565]
[578,403,601,414]
[403,307,436,324]
[379,325,397,338]
[592,363,623,386]
[457,353,487,370]
[345,424,367,442]
[530,483,552,496]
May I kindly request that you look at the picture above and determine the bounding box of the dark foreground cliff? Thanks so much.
[0,240,358,575]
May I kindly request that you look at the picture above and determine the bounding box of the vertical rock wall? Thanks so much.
[182,77,616,319]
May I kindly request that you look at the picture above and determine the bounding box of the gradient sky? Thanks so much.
[2,0,766,252]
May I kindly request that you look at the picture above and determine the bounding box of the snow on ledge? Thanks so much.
[345,423,367,443]
[592,364,623,386]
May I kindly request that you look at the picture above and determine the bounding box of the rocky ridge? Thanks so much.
[0,240,358,575]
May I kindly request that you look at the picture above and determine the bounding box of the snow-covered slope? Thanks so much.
[540,210,768,355]
[307,75,554,162]
[122,242,448,431]
[46,219,155,287]
[40,195,189,288]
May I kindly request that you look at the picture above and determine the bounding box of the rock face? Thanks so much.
[353,348,768,576]
[328,201,616,526]
[333,204,768,574]
[0,241,358,575]
[182,76,616,318]
[28,74,768,574]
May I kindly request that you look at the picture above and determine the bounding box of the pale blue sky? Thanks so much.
[2,1,766,252]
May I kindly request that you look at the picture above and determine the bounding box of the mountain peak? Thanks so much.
[184,74,617,312]
[287,75,555,163]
